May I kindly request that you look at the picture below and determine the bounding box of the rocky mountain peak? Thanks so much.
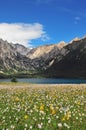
[27,44,59,59]
[73,37,80,41]
[69,37,80,43]
[14,43,31,55]
[57,41,66,49]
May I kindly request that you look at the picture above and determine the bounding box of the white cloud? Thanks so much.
[74,16,81,24]
[0,23,49,47]
[75,16,80,20]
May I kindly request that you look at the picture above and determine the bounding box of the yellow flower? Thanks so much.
[62,117,65,121]
[66,111,71,120]
[50,105,54,111]
[76,101,80,105]
[40,105,44,111]
[51,109,56,115]
[62,111,71,121]
[24,115,28,119]
[15,97,19,102]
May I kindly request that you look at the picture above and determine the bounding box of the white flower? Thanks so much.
[25,124,28,127]
[58,123,62,128]
[64,123,70,129]
[48,119,51,123]
[76,117,78,120]
[38,123,42,129]
[40,110,45,115]
[82,113,85,116]
[10,125,15,129]
[16,117,18,121]
[56,116,59,119]
[30,125,33,129]
[2,116,5,119]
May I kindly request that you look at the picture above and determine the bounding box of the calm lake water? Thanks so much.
[0,78,86,84]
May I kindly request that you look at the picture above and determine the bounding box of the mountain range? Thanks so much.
[0,37,86,78]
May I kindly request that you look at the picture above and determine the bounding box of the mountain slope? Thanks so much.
[27,41,66,70]
[45,37,86,78]
[0,37,86,78]
[14,43,31,55]
[0,39,34,73]
[27,41,66,59]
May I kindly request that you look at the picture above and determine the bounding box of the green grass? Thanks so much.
[0,85,86,130]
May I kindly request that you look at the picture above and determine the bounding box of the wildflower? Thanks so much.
[30,125,33,129]
[64,123,70,129]
[56,116,59,119]
[62,116,65,121]
[40,110,45,115]
[40,105,44,111]
[62,111,71,121]
[38,123,42,129]
[48,119,51,123]
[66,111,71,120]
[15,97,19,102]
[25,124,28,127]
[58,123,62,128]
[76,117,78,120]
[77,101,80,105]
[16,117,18,121]
[50,105,54,111]
[51,109,56,115]
[24,115,28,119]
[10,125,15,129]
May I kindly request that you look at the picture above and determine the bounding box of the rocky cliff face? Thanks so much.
[0,39,34,72]
[46,37,86,78]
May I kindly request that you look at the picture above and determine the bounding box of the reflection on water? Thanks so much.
[0,78,86,84]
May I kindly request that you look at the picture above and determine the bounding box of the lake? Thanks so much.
[0,78,86,84]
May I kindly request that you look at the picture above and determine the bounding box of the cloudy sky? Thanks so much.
[0,0,86,47]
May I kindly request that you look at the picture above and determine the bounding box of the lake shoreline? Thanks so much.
[1,77,86,84]
[0,82,86,90]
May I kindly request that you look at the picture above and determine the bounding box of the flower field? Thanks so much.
[0,84,86,130]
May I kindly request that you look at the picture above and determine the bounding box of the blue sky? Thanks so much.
[0,0,86,47]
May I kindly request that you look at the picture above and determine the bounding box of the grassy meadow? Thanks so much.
[0,83,86,130]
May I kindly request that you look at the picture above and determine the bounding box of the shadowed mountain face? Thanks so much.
[0,37,86,78]
[45,37,86,78]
